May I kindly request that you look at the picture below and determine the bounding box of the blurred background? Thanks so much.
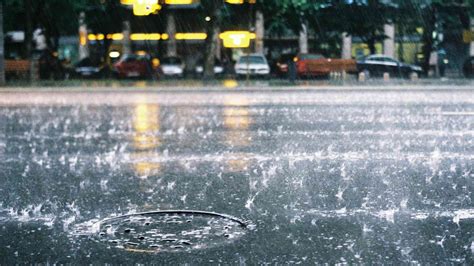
[0,0,473,83]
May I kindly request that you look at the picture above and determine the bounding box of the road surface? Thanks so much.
[0,86,473,263]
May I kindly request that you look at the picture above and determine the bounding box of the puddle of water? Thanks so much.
[73,210,252,253]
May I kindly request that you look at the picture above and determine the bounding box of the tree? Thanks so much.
[3,0,124,57]
[414,0,472,74]
[0,0,5,85]
[335,0,392,55]
[200,0,224,79]
[260,0,391,56]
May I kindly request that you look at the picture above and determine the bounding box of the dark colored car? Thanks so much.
[72,57,109,79]
[357,54,422,78]
[194,58,225,77]
[113,54,155,79]
[462,56,474,78]
[273,53,296,78]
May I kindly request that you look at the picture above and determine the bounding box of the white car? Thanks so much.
[235,54,270,78]
[160,57,185,77]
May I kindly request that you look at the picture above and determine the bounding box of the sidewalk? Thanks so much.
[1,77,473,92]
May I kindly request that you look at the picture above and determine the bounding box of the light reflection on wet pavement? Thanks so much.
[0,88,473,263]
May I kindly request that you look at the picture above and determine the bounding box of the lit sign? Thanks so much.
[219,31,256,48]
[463,30,474,43]
[106,33,124,40]
[133,0,161,16]
[88,33,167,41]
[165,0,195,4]
[175,33,207,40]
[120,0,135,4]
[130,33,162,40]
[225,0,256,4]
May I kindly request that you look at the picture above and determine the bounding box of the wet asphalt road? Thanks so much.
[0,87,473,264]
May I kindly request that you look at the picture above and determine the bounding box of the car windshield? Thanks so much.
[299,54,324,60]
[239,56,265,64]
[197,59,221,65]
[121,54,138,62]
[76,58,99,67]
[161,57,182,65]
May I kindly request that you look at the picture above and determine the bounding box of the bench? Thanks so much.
[5,60,30,78]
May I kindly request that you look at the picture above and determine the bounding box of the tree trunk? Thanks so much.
[166,14,177,57]
[78,12,89,60]
[383,24,395,58]
[368,38,376,55]
[255,10,264,54]
[341,32,352,59]
[0,1,5,86]
[470,18,474,56]
[298,22,308,54]
[122,20,131,55]
[421,35,433,76]
[203,2,222,80]
[397,25,404,62]
[24,0,32,59]
[422,5,436,75]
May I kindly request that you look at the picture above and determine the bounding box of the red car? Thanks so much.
[113,54,156,79]
[294,53,357,78]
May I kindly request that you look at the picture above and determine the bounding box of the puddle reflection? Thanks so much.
[222,96,252,172]
[131,103,161,176]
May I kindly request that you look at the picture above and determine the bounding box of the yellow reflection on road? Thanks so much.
[133,104,161,150]
[226,153,250,172]
[223,95,251,147]
[222,95,252,172]
[223,79,239,89]
[131,152,162,176]
[132,103,161,176]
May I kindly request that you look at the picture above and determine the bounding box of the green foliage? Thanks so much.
[3,0,473,59]
[3,0,125,35]
[3,0,24,32]
[259,0,330,35]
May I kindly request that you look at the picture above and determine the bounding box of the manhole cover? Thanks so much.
[89,210,252,253]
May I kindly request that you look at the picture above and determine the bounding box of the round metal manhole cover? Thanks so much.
[88,210,252,253]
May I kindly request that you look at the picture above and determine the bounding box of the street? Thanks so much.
[0,86,473,263]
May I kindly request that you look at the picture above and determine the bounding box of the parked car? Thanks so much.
[293,53,357,78]
[462,56,474,78]
[234,54,270,78]
[160,56,185,78]
[113,54,155,79]
[272,53,296,78]
[72,57,109,79]
[194,58,224,77]
[357,54,422,78]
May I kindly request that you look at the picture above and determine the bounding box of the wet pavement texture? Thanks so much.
[0,88,473,264]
